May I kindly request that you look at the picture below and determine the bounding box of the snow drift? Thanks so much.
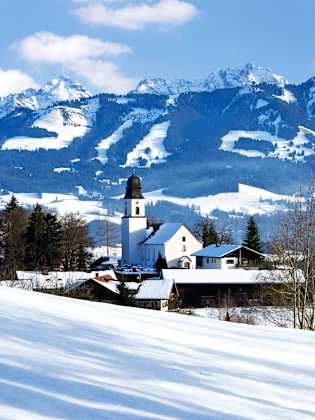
[0,288,314,419]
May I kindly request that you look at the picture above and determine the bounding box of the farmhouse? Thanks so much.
[162,269,281,307]
[192,244,265,269]
[121,174,202,268]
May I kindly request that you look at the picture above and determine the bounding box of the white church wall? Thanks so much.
[122,217,147,265]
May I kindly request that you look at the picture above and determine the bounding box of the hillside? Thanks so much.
[0,288,314,419]
[0,64,314,203]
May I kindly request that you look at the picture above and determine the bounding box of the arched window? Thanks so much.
[135,206,140,215]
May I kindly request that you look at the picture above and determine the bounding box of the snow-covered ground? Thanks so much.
[2,100,98,151]
[144,183,293,215]
[0,288,314,419]
[0,192,122,224]
[220,126,315,161]
[96,120,133,165]
[123,121,171,168]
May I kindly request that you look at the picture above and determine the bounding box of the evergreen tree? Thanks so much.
[5,195,20,214]
[243,216,263,253]
[44,213,62,269]
[155,253,168,274]
[1,206,28,278]
[203,221,218,247]
[114,281,136,306]
[25,204,47,269]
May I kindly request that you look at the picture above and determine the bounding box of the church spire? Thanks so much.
[124,174,144,199]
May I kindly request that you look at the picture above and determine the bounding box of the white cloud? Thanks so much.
[72,0,198,30]
[15,32,135,94]
[0,68,38,97]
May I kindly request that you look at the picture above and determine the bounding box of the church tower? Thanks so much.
[121,175,147,266]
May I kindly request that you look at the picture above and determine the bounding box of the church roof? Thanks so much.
[124,174,144,199]
[143,223,183,245]
[192,244,264,258]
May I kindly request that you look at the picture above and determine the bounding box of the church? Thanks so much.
[121,175,202,269]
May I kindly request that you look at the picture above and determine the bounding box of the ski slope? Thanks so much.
[0,288,314,419]
[144,183,293,215]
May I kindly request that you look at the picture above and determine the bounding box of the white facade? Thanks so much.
[198,256,238,269]
[141,225,201,269]
[121,197,147,266]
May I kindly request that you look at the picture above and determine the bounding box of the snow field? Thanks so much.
[220,126,315,161]
[123,121,171,168]
[0,288,314,419]
[144,183,293,216]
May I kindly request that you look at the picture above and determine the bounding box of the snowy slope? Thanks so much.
[96,119,133,165]
[0,192,122,224]
[220,126,315,161]
[2,100,98,151]
[123,121,171,168]
[0,288,314,419]
[144,183,293,215]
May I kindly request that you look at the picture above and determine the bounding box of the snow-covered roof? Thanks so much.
[192,244,264,258]
[144,223,182,245]
[162,269,293,285]
[136,278,174,300]
[15,270,117,290]
[93,280,139,294]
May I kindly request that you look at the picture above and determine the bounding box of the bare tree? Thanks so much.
[262,184,315,330]
[60,213,93,271]
[98,217,119,257]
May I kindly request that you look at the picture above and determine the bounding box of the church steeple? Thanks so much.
[124,174,144,199]
[121,175,147,265]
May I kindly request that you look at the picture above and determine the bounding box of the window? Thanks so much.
[135,206,140,215]
[124,204,127,215]
[207,258,210,264]
[182,236,186,242]
[182,245,187,252]
[226,259,235,265]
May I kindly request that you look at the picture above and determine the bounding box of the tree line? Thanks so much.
[194,215,263,253]
[0,196,93,279]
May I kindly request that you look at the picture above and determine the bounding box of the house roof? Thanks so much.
[192,244,264,258]
[143,223,183,245]
[162,269,295,285]
[15,270,117,290]
[136,278,174,300]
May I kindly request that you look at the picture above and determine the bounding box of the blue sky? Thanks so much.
[0,0,314,95]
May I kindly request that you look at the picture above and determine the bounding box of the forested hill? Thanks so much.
[0,64,314,200]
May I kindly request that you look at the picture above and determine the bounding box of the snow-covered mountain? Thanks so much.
[0,75,91,118]
[134,63,287,95]
[0,63,314,221]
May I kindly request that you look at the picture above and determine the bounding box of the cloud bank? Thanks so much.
[72,0,198,30]
[0,68,38,97]
[15,32,135,93]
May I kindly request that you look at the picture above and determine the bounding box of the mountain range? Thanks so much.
[0,63,314,216]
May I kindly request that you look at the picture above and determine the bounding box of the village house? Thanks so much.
[162,269,283,308]
[192,244,265,269]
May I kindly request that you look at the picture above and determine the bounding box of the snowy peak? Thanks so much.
[0,75,91,118]
[133,63,288,96]
[204,63,287,90]
[41,75,91,103]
